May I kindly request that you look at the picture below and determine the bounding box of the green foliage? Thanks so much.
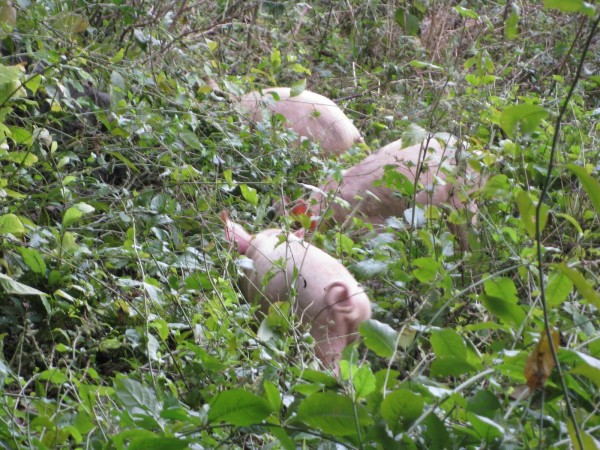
[0,0,598,449]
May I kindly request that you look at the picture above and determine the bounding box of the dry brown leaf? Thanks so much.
[524,328,560,391]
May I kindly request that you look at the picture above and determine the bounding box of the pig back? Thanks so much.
[238,87,362,156]
[313,138,479,224]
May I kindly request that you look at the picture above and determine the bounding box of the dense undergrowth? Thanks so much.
[0,1,599,448]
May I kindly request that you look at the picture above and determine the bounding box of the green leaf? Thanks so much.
[376,165,414,195]
[62,203,95,227]
[0,151,38,166]
[480,294,525,327]
[567,163,600,215]
[484,277,519,303]
[381,389,424,432]
[499,104,548,138]
[467,412,504,442]
[290,79,306,97]
[546,270,573,306]
[0,213,25,236]
[505,10,519,40]
[296,392,371,436]
[114,377,159,416]
[263,380,282,410]
[8,126,33,145]
[150,319,169,341]
[0,273,48,298]
[401,123,427,147]
[482,174,512,200]
[353,366,377,399]
[38,368,68,384]
[544,0,594,14]
[412,257,441,283]
[180,131,203,151]
[359,319,398,358]
[240,184,258,206]
[431,328,466,360]
[517,190,548,238]
[395,8,420,36]
[571,352,600,388]
[0,65,21,84]
[128,437,189,450]
[208,389,272,426]
[555,263,600,309]
[270,49,281,70]
[18,247,47,274]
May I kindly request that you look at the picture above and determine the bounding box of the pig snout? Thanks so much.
[238,87,362,157]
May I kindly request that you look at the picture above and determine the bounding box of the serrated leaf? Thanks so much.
[0,213,24,236]
[555,263,600,309]
[18,247,46,274]
[296,392,371,436]
[381,389,423,432]
[567,163,600,216]
[359,319,398,358]
[499,104,548,138]
[208,389,272,426]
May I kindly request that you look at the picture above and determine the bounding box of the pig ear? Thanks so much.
[219,210,251,254]
[324,281,353,313]
[293,228,305,239]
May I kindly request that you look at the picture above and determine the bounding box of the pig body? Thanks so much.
[306,138,484,248]
[221,211,371,369]
[239,87,363,157]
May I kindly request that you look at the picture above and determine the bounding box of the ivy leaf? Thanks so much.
[359,319,398,358]
[208,389,272,426]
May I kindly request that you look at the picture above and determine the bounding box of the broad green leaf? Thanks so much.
[0,151,38,166]
[270,49,281,70]
[480,294,525,327]
[290,79,306,97]
[208,389,272,426]
[401,124,427,147]
[483,174,512,200]
[38,368,68,384]
[546,270,573,306]
[180,131,203,151]
[375,164,414,195]
[8,126,33,145]
[567,419,600,450]
[555,263,600,309]
[359,319,398,358]
[353,365,377,399]
[381,389,423,432]
[128,437,189,450]
[240,184,258,206]
[18,247,47,274]
[289,63,311,75]
[431,328,466,360]
[0,65,21,84]
[467,412,504,442]
[454,6,479,19]
[263,380,282,410]
[484,277,519,303]
[62,207,83,228]
[149,319,169,341]
[545,0,595,16]
[0,213,25,236]
[499,104,548,138]
[114,377,160,416]
[412,257,441,283]
[296,392,371,436]
[517,190,549,238]
[505,10,519,40]
[567,163,600,215]
[571,352,600,388]
[431,358,478,377]
[395,8,420,36]
[0,273,47,298]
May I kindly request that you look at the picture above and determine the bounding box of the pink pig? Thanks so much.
[239,87,363,157]
[296,137,485,249]
[220,210,372,371]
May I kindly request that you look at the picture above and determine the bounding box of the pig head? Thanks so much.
[297,137,485,249]
[238,87,363,157]
[220,210,372,370]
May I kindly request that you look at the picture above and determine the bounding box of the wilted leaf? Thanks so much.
[524,328,559,390]
[208,389,272,426]
[296,392,371,436]
[359,319,398,358]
